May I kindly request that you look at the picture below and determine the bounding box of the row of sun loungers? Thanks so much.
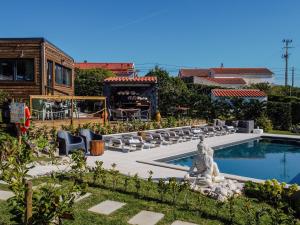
[104,125,237,153]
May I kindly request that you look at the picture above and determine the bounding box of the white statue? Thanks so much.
[189,136,224,185]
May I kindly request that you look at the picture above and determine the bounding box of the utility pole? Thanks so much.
[292,66,295,87]
[282,39,293,86]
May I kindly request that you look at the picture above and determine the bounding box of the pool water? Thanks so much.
[168,138,300,184]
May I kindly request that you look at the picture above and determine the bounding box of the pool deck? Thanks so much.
[85,133,262,180]
[27,132,300,182]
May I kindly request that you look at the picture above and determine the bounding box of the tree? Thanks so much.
[74,68,115,96]
[146,66,191,116]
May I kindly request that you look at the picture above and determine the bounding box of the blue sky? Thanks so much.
[0,0,299,86]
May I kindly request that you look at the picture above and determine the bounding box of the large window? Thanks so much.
[55,64,72,87]
[0,59,34,81]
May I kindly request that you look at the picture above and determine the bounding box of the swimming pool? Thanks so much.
[167,137,300,184]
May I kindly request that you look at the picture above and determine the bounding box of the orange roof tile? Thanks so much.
[104,76,157,83]
[210,68,273,75]
[203,77,246,84]
[179,69,210,78]
[212,89,266,97]
[75,62,134,71]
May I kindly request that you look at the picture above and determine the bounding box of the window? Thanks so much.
[55,64,71,86]
[0,59,34,81]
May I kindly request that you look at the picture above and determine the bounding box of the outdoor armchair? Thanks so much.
[57,130,86,156]
[79,129,102,152]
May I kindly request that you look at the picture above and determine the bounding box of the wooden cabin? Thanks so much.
[103,76,158,120]
[0,38,74,99]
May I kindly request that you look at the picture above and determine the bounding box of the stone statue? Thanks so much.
[189,136,224,185]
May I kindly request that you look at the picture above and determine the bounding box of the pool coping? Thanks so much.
[137,135,300,184]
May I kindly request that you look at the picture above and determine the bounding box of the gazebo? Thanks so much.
[103,76,158,121]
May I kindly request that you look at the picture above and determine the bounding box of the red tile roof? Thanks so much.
[210,68,273,75]
[202,77,246,84]
[104,76,157,83]
[75,62,134,72]
[212,89,266,97]
[179,69,210,78]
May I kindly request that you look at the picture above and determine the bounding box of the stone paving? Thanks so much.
[171,220,198,225]
[88,200,126,215]
[74,192,92,203]
[128,210,164,225]
[0,190,15,201]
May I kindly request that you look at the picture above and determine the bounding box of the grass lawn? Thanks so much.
[268,130,300,136]
[0,173,286,225]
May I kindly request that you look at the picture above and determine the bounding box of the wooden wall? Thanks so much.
[44,42,74,96]
[0,38,75,100]
[0,40,42,99]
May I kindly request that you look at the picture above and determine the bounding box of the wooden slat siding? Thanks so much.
[0,39,42,99]
[44,42,74,96]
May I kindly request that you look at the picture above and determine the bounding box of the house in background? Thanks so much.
[0,38,74,99]
[75,62,135,77]
[211,89,267,102]
[179,67,273,88]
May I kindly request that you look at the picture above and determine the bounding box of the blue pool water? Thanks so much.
[168,138,300,184]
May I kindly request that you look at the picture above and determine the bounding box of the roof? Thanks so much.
[0,37,74,60]
[179,69,210,78]
[104,76,157,84]
[75,62,134,71]
[202,77,246,85]
[212,89,266,97]
[210,68,273,75]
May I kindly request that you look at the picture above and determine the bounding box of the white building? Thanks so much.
[179,67,273,88]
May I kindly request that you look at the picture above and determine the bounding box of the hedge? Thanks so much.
[291,102,300,124]
[267,101,292,130]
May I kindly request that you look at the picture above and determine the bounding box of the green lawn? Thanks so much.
[267,130,300,136]
[0,173,291,225]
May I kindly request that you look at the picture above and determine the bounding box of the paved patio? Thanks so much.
[85,133,261,180]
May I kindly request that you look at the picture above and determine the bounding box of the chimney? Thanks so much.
[220,63,224,68]
[84,60,87,63]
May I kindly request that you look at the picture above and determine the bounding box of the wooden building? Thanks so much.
[0,38,74,99]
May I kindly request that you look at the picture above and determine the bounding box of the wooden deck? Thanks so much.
[32,117,105,129]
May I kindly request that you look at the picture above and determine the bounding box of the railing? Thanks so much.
[29,95,107,125]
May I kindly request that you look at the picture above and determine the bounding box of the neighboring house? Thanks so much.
[210,68,273,84]
[211,89,267,102]
[75,62,135,77]
[178,67,273,88]
[0,38,75,99]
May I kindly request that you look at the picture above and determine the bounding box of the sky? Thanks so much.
[0,0,299,86]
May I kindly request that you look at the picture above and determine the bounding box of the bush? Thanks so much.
[291,102,300,124]
[256,114,273,132]
[244,180,298,208]
[267,102,292,130]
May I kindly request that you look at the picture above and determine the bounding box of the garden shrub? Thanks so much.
[291,102,300,124]
[266,102,292,130]
[255,114,273,132]
[244,180,298,208]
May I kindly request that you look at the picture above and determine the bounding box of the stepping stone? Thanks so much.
[33,183,61,190]
[88,200,126,215]
[0,190,15,201]
[74,192,92,203]
[128,210,164,225]
[0,180,8,185]
[171,220,198,225]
